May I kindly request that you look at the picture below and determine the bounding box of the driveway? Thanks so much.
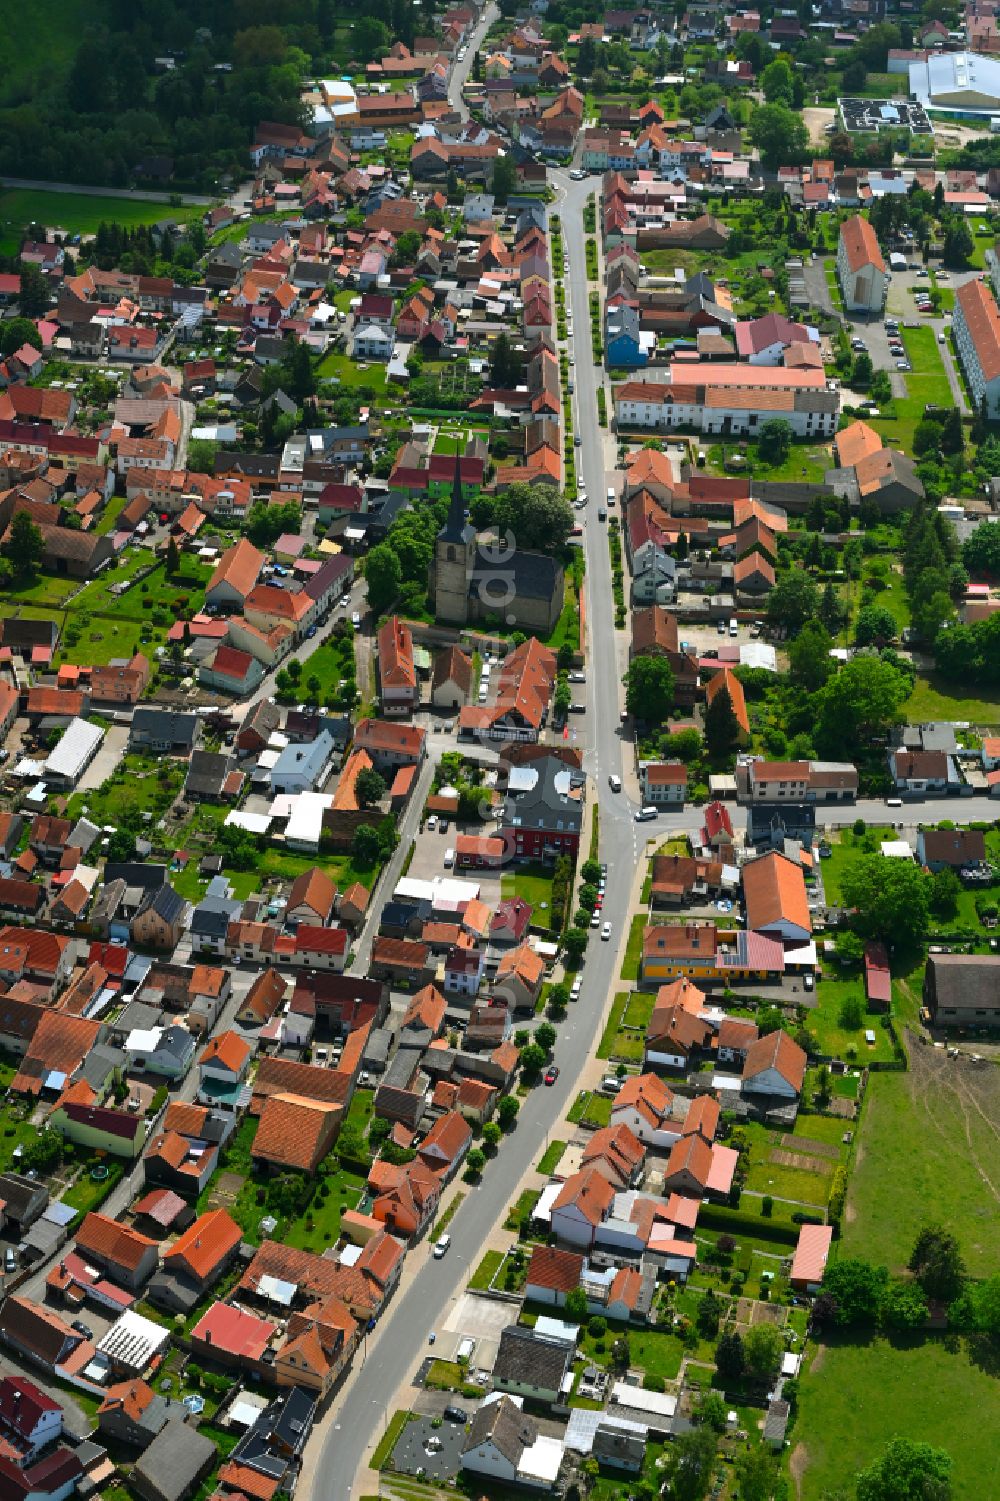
[78,724,128,792]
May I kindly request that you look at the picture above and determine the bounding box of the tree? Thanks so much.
[663,1425,717,1501]
[743,1323,783,1383]
[565,1287,588,1321]
[364,543,402,616]
[355,767,387,809]
[497,1095,519,1129]
[761,58,795,103]
[535,1022,556,1054]
[951,1272,1000,1339]
[789,618,834,690]
[696,1289,721,1339]
[246,499,301,549]
[757,417,793,466]
[186,439,217,475]
[855,1438,952,1501]
[940,407,964,455]
[519,1042,545,1080]
[840,855,930,947]
[353,16,390,61]
[464,1147,485,1178]
[490,332,518,388]
[914,418,943,458]
[879,1279,929,1331]
[908,1225,966,1303]
[929,866,961,919]
[624,655,675,724]
[963,520,1000,576]
[2,512,43,579]
[748,102,809,165]
[704,684,740,759]
[491,152,516,206]
[838,992,865,1030]
[855,605,898,647]
[942,217,973,268]
[165,536,181,576]
[697,1391,728,1434]
[853,351,874,387]
[482,1121,501,1152]
[470,481,574,554]
[735,1448,780,1501]
[714,1330,745,1384]
[351,824,382,866]
[563,927,589,962]
[822,1257,890,1326]
[0,317,43,356]
[767,571,820,630]
[815,656,908,757]
[16,264,49,318]
[819,580,848,634]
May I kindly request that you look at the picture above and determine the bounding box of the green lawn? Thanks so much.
[819,828,896,906]
[621,913,647,982]
[0,185,201,255]
[904,672,1000,727]
[469,1250,505,1291]
[808,976,896,1063]
[283,1167,367,1255]
[537,1140,566,1175]
[70,553,212,622]
[317,351,390,393]
[795,1335,1000,1500]
[500,864,556,928]
[596,994,629,1060]
[744,1158,832,1209]
[843,1067,999,1276]
[870,325,953,452]
[65,754,185,826]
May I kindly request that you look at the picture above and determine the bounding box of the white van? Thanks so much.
[444,848,455,868]
[729,617,738,637]
[635,805,658,822]
[606,487,616,505]
[433,1234,452,1258]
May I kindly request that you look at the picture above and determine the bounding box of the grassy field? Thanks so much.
[904,672,1000,726]
[819,828,896,906]
[843,1055,1000,1276]
[0,187,201,254]
[794,1335,1000,1500]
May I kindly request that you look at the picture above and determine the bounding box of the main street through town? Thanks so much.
[300,102,1000,1501]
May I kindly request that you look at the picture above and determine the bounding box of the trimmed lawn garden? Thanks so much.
[795,1335,1000,1500]
[620,914,647,981]
[807,976,896,1064]
[500,863,556,927]
[281,1166,367,1255]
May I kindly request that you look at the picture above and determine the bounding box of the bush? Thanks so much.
[761,1195,774,1218]
[642,1374,665,1392]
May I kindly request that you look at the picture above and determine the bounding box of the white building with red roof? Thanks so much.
[836,215,888,313]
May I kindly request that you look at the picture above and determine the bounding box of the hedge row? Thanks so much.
[698,1205,801,1246]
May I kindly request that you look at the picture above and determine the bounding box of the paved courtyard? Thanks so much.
[391,1415,466,1481]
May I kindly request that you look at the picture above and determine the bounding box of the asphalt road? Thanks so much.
[447,5,497,117]
[310,171,642,1501]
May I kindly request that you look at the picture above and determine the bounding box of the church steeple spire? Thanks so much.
[439,447,470,543]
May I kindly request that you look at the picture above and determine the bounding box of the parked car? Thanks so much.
[544,1066,560,1085]
[433,1234,451,1259]
[601,922,612,941]
[444,1407,467,1424]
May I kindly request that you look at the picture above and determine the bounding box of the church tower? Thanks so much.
[433,450,476,625]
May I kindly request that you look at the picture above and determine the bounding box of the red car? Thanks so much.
[544,1066,560,1085]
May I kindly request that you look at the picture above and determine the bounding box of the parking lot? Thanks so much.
[440,1291,519,1374]
[390,1413,466,1480]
